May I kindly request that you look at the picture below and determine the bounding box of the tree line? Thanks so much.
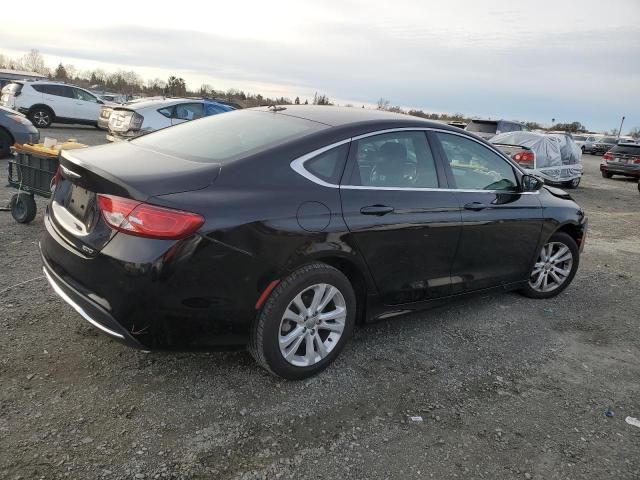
[2,50,637,137]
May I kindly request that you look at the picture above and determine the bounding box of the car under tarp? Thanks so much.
[491,131,582,184]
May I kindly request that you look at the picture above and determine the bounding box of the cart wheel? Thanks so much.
[10,193,37,224]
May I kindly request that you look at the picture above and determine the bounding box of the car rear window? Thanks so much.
[601,137,618,143]
[466,121,498,134]
[610,144,640,155]
[2,82,23,94]
[132,110,326,163]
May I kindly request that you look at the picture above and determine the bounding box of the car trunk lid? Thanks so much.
[49,142,219,255]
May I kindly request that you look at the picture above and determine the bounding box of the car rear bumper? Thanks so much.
[42,250,145,349]
[600,163,640,178]
[40,207,259,350]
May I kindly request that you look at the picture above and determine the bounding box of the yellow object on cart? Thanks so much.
[13,139,88,157]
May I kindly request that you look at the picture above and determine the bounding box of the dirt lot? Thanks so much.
[1,126,639,480]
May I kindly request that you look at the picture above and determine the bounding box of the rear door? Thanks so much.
[340,130,461,305]
[38,85,75,118]
[431,131,543,292]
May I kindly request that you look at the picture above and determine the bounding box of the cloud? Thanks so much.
[1,3,639,130]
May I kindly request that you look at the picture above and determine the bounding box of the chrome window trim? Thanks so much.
[290,138,351,189]
[289,127,537,194]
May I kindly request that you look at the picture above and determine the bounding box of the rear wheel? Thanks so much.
[29,107,53,128]
[10,193,37,224]
[519,232,579,299]
[249,263,356,380]
[0,128,12,158]
[601,171,613,179]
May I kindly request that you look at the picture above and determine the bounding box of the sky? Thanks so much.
[1,0,639,132]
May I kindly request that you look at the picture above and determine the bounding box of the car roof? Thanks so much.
[119,97,213,110]
[249,105,445,128]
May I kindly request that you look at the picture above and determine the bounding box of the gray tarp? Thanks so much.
[490,131,582,182]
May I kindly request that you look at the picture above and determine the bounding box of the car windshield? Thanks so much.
[466,121,498,134]
[132,110,326,163]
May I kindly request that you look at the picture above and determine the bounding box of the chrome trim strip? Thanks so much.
[43,267,125,339]
[340,185,539,194]
[289,127,532,192]
[60,165,81,179]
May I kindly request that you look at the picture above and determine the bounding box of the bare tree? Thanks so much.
[376,98,390,110]
[21,49,48,74]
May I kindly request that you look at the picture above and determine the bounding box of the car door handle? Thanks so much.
[464,202,489,211]
[360,205,394,216]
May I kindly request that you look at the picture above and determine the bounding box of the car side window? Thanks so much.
[158,107,174,118]
[73,88,98,102]
[204,103,228,115]
[304,143,350,184]
[435,132,518,191]
[174,103,204,120]
[347,131,438,188]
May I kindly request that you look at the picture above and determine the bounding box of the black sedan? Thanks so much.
[41,106,587,379]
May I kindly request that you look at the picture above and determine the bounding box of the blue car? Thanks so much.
[0,106,39,158]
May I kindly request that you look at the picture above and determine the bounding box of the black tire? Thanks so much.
[563,177,580,189]
[601,171,613,179]
[580,146,585,153]
[249,262,356,380]
[0,128,13,158]
[519,232,579,299]
[28,106,53,128]
[10,193,37,224]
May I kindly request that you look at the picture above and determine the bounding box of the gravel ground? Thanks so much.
[1,128,639,480]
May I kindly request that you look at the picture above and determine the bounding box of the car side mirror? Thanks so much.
[522,174,543,192]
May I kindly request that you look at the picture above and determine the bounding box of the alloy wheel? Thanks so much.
[278,283,346,367]
[32,111,50,127]
[529,241,573,293]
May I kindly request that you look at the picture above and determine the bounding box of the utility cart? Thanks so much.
[6,141,87,223]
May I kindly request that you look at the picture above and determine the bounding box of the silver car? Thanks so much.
[106,97,234,142]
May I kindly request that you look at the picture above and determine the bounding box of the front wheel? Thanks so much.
[564,177,581,189]
[249,263,356,380]
[519,232,579,299]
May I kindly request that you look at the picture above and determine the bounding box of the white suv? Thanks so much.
[0,81,110,128]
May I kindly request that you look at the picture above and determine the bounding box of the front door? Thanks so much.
[71,88,101,121]
[340,130,461,305]
[430,131,543,293]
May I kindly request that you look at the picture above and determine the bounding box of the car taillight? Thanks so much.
[50,166,62,192]
[130,112,144,131]
[512,151,534,168]
[602,152,614,161]
[97,194,204,240]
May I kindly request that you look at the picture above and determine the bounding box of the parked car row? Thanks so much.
[0,80,237,138]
